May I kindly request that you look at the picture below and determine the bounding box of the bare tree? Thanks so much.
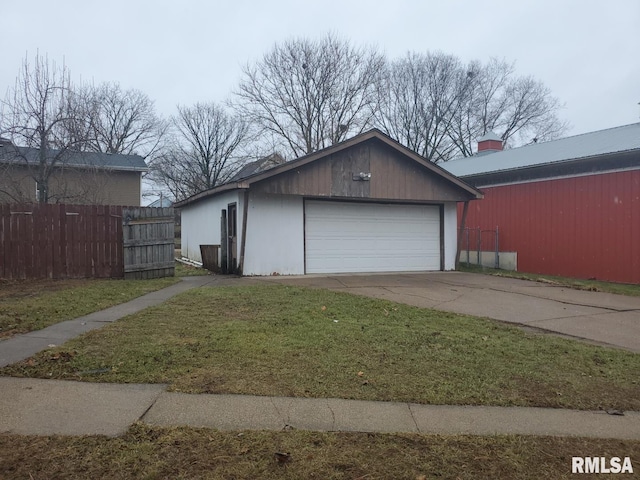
[150,102,248,201]
[235,34,384,158]
[448,58,568,157]
[0,53,87,202]
[375,52,474,162]
[374,54,567,161]
[74,82,166,157]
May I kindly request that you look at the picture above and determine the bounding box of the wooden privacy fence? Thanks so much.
[122,207,175,279]
[0,204,174,280]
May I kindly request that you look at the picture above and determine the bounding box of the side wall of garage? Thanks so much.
[181,190,242,264]
[243,192,305,275]
[443,202,458,270]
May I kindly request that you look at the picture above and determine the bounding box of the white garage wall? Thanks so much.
[183,193,460,273]
[243,192,304,275]
[443,202,458,270]
[181,191,241,263]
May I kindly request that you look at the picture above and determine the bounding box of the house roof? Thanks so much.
[230,153,286,182]
[147,197,173,208]
[0,143,148,172]
[442,122,640,178]
[175,129,483,208]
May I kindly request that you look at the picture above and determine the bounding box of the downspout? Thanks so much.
[455,200,470,270]
[238,189,250,275]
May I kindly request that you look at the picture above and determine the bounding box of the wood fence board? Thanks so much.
[0,205,4,277]
[40,205,50,278]
[31,206,41,279]
[52,205,63,278]
[16,209,27,279]
[94,205,101,277]
[1,204,173,280]
[122,206,175,279]
[1,205,8,278]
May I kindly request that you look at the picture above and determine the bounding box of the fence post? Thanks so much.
[466,228,470,267]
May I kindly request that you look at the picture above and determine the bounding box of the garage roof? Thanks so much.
[176,129,482,207]
[442,122,640,178]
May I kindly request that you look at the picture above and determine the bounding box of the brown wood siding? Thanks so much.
[0,203,123,279]
[0,165,142,206]
[330,142,370,198]
[369,142,468,201]
[1,204,174,280]
[252,138,472,202]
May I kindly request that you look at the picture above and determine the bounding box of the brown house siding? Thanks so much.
[0,165,142,205]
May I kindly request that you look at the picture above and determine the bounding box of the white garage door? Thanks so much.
[305,201,441,274]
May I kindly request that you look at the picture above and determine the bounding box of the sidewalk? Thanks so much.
[0,276,217,368]
[1,377,638,439]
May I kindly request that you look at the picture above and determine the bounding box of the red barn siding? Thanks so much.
[460,170,640,284]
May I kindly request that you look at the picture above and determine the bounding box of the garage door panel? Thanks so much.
[305,201,441,274]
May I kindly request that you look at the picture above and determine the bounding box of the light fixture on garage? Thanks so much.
[352,172,371,181]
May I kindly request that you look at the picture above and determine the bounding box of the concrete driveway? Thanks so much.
[262,272,640,353]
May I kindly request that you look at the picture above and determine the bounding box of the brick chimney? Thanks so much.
[477,131,503,154]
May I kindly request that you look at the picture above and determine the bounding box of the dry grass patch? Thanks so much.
[1,426,638,479]
[2,285,639,410]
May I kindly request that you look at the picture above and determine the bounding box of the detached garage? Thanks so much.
[176,129,482,276]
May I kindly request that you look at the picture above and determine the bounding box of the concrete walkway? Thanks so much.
[0,276,217,368]
[1,377,639,439]
[1,273,639,440]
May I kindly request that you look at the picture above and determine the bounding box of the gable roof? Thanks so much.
[442,122,640,178]
[176,129,482,207]
[230,153,286,182]
[0,143,148,172]
[147,197,173,208]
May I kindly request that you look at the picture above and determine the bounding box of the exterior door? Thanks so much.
[227,203,238,272]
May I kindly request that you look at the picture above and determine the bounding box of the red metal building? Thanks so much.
[445,123,640,284]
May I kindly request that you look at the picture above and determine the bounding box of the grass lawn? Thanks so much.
[458,264,640,297]
[0,276,179,339]
[174,260,211,277]
[3,285,639,410]
[1,425,638,480]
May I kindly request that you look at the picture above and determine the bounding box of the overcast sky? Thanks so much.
[1,0,639,138]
